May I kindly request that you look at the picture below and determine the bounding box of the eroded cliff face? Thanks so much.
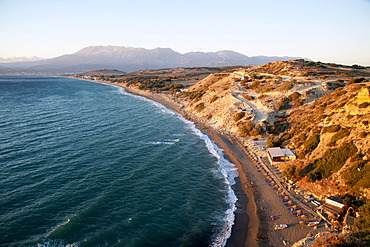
[183,73,249,134]
[283,83,370,198]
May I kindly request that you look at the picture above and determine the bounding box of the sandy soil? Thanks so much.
[93,81,325,247]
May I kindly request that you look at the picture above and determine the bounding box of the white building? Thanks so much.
[267,147,296,164]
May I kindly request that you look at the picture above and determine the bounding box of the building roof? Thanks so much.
[321,203,343,215]
[326,196,345,209]
[327,196,343,203]
[267,147,285,158]
[282,148,296,157]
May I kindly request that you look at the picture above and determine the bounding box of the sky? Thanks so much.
[0,0,369,65]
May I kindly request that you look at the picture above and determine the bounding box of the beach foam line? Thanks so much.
[115,85,238,247]
[186,121,237,247]
[146,139,180,145]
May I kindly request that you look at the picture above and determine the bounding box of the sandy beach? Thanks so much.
[96,81,325,247]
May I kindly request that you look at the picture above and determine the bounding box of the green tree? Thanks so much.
[238,120,254,136]
[354,200,370,244]
[283,164,299,181]
[305,134,320,152]
[233,111,245,122]
[266,134,275,148]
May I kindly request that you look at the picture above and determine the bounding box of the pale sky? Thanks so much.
[0,0,369,65]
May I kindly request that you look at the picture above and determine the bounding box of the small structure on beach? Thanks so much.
[319,196,345,219]
[267,147,296,164]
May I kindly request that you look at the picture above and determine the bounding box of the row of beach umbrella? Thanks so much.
[238,137,309,220]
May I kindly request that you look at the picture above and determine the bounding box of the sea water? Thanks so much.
[0,76,238,247]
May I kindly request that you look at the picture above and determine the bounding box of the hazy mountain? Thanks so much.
[0,56,45,63]
[0,46,305,74]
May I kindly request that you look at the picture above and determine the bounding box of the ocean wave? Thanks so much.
[181,119,238,247]
[146,139,180,145]
[36,239,79,247]
[104,82,238,247]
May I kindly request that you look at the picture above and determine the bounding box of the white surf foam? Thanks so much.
[146,139,180,145]
[182,119,238,247]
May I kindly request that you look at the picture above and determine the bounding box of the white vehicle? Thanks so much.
[274,224,288,230]
[311,200,321,206]
[307,221,320,227]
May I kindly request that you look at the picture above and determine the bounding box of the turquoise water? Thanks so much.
[0,76,237,247]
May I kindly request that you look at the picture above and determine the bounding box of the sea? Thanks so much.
[0,76,238,247]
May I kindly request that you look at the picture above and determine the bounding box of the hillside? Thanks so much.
[280,83,370,197]
[178,60,370,199]
[78,69,125,77]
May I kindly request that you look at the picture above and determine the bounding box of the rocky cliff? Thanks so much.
[179,60,370,198]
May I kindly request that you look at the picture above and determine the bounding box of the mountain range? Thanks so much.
[0,46,305,74]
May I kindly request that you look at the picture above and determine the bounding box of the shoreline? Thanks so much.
[106,82,260,247]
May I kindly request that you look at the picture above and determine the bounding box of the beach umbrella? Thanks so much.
[292,205,298,209]
[285,196,290,200]
[301,215,308,220]
[280,192,286,195]
[288,200,293,205]
[278,188,283,192]
[297,210,303,214]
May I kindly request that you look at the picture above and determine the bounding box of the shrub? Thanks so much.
[359,102,369,108]
[278,81,294,91]
[311,233,368,247]
[343,160,370,189]
[274,97,291,111]
[308,142,357,180]
[249,125,263,136]
[233,111,246,122]
[359,132,368,138]
[266,134,278,148]
[209,95,218,104]
[237,120,254,136]
[187,90,206,102]
[353,200,370,244]
[298,134,320,159]
[266,134,274,148]
[283,164,300,181]
[323,125,341,133]
[328,127,350,146]
[304,134,320,152]
[195,102,205,112]
[243,95,255,101]
[349,77,366,84]
[288,92,301,101]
